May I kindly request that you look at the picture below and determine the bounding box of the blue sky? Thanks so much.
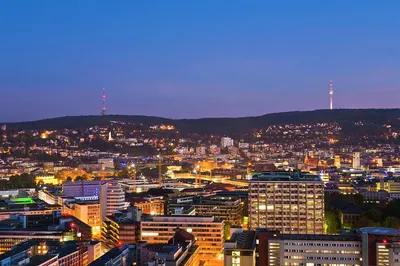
[1,0,399,121]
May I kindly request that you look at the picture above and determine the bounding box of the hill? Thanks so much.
[3,109,400,134]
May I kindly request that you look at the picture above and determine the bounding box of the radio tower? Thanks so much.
[329,80,333,110]
[101,88,106,116]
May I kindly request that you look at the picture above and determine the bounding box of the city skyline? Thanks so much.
[1,1,400,122]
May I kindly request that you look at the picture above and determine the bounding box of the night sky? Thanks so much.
[1,1,399,122]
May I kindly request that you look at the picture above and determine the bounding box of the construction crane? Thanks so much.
[158,153,162,188]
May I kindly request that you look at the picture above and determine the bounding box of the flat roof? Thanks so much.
[359,227,400,236]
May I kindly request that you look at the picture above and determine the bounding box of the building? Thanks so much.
[63,181,101,198]
[353,152,361,169]
[334,155,341,169]
[100,181,126,221]
[133,197,165,216]
[248,171,324,234]
[0,197,61,221]
[38,190,62,205]
[102,214,139,248]
[98,158,114,169]
[223,227,400,266]
[89,244,136,266]
[167,195,244,226]
[0,240,101,266]
[136,228,200,266]
[0,230,64,253]
[62,200,101,231]
[141,215,224,260]
[224,229,256,266]
[34,175,59,185]
[221,137,234,148]
[259,230,362,266]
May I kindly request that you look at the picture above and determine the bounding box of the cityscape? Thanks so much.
[1,1,400,266]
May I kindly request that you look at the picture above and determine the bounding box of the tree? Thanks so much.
[66,176,73,182]
[224,222,231,240]
[387,199,400,218]
[383,217,400,229]
[8,173,35,188]
[56,169,91,182]
[355,216,375,228]
[75,176,88,182]
[324,209,341,234]
[363,208,382,223]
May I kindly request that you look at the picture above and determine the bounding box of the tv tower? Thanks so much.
[329,80,333,110]
[101,88,106,116]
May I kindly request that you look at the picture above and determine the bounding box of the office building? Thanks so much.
[89,244,136,266]
[334,155,341,168]
[167,195,244,226]
[100,181,126,221]
[141,216,224,260]
[133,197,165,216]
[248,172,324,234]
[353,152,361,169]
[136,228,200,266]
[224,227,400,266]
[62,200,101,230]
[63,181,101,198]
[102,215,139,248]
[224,229,256,266]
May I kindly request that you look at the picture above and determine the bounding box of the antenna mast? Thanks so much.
[101,88,106,116]
[329,80,333,110]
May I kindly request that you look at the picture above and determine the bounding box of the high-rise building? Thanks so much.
[248,172,324,234]
[140,216,224,260]
[100,181,126,221]
[221,137,234,148]
[353,152,361,169]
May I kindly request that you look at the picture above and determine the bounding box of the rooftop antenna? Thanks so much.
[329,80,333,110]
[101,88,106,116]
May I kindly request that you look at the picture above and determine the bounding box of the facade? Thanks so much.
[100,181,126,221]
[98,158,114,169]
[0,240,101,266]
[63,181,101,198]
[221,137,234,148]
[248,172,324,234]
[353,152,361,169]
[102,216,138,248]
[34,175,59,185]
[0,231,64,253]
[134,198,165,216]
[89,245,136,266]
[224,230,256,266]
[141,216,224,260]
[167,195,244,226]
[74,202,101,229]
[223,227,400,266]
[136,229,200,266]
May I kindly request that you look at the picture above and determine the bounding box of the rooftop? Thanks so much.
[250,171,322,182]
[359,227,400,236]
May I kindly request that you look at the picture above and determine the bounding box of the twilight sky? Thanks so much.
[1,0,399,122]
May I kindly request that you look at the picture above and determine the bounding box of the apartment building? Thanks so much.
[248,172,324,234]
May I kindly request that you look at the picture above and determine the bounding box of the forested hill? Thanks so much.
[4,109,400,134]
